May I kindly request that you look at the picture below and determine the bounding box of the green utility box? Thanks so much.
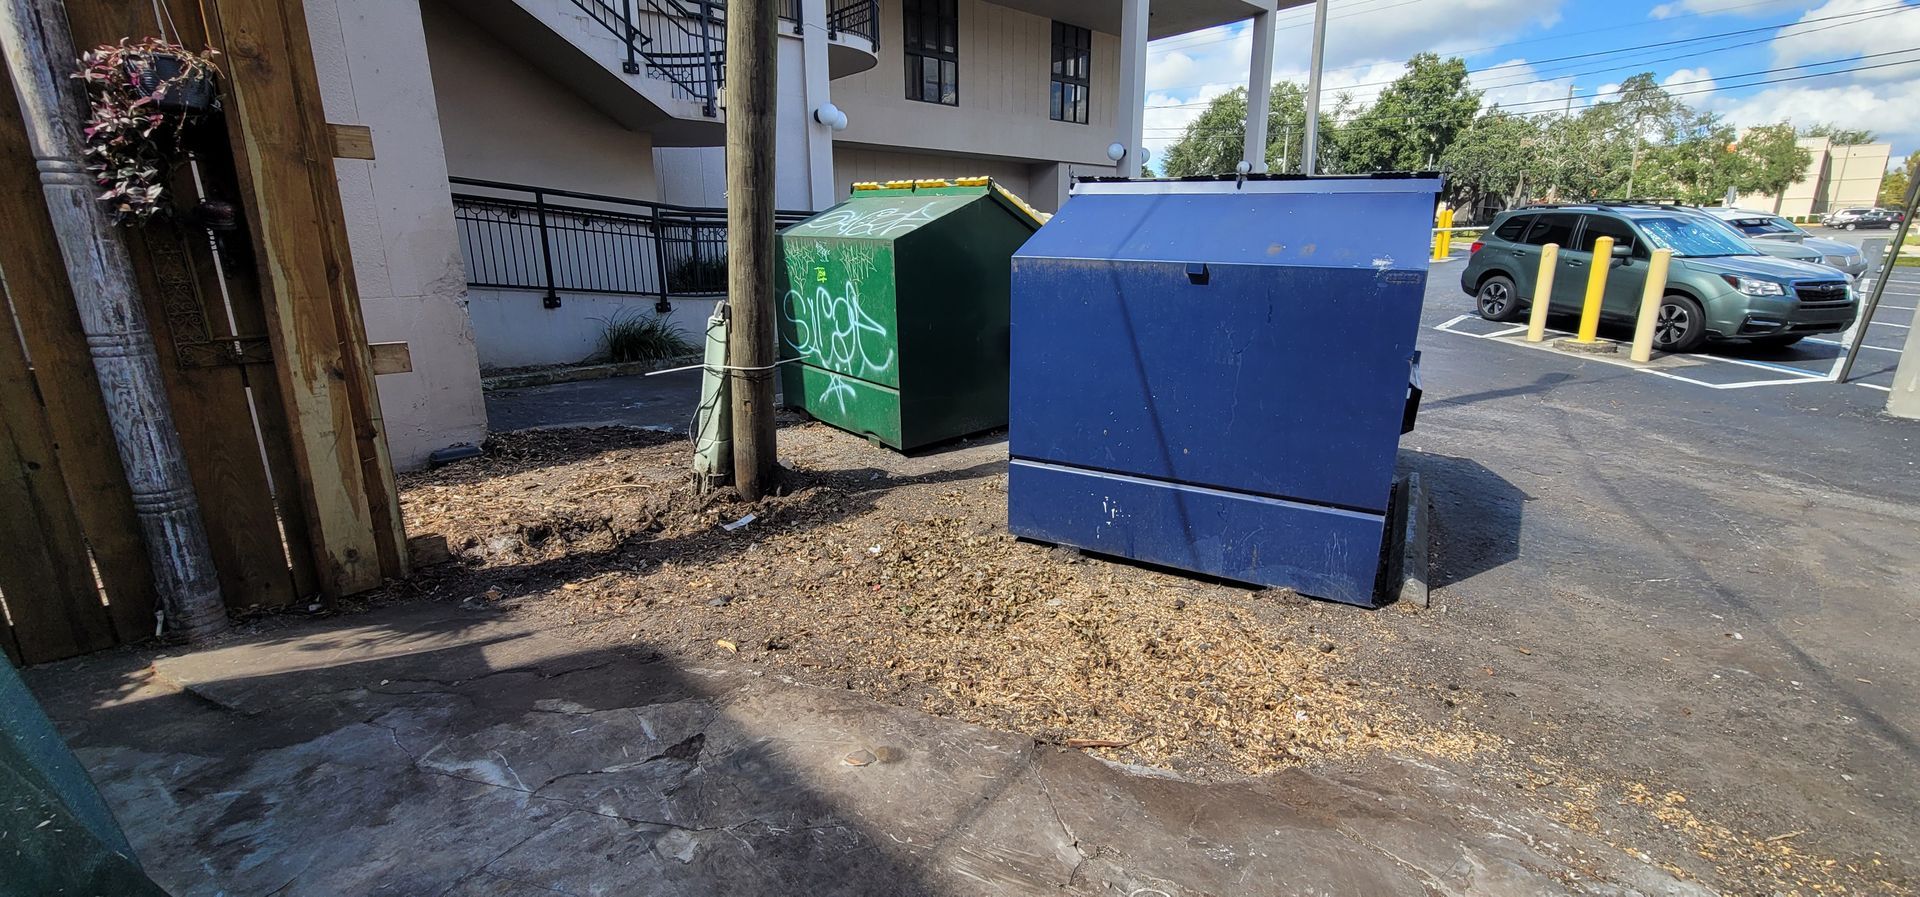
[778,178,1044,450]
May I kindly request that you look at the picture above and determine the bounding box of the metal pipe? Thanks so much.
[1838,172,1919,383]
[0,0,226,640]
[1300,0,1328,174]
[621,0,640,73]
[533,188,560,308]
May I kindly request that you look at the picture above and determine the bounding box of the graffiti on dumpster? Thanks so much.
[791,203,938,238]
[781,242,895,414]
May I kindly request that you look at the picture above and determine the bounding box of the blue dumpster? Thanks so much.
[1007,175,1440,606]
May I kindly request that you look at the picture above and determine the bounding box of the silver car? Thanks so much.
[1705,208,1868,278]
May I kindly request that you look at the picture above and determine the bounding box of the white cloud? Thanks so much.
[1661,66,1717,98]
[1650,0,1785,19]
[1771,0,1920,79]
[1471,59,1576,110]
[1140,0,1563,160]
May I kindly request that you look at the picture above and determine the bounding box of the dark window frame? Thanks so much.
[1575,214,1647,258]
[1492,214,1533,242]
[1050,21,1091,124]
[1521,212,1581,248]
[903,0,959,106]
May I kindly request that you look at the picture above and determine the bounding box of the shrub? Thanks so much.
[594,308,695,363]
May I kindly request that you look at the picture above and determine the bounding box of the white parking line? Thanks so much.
[1431,316,1829,390]
[1857,382,1893,392]
[1805,337,1900,353]
[1870,320,1910,329]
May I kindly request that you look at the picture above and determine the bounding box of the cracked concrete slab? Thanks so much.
[26,603,1713,896]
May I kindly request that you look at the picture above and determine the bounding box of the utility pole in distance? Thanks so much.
[726,0,779,499]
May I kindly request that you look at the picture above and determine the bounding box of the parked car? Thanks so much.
[1462,203,1856,352]
[1701,208,1868,278]
[1822,208,1897,230]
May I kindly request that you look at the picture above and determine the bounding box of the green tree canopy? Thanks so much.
[1731,122,1813,212]
[1335,53,1481,172]
[1159,82,1328,177]
[1801,123,1877,145]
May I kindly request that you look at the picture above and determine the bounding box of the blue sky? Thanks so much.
[1142,0,1920,169]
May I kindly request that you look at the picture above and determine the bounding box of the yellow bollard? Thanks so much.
[1527,243,1559,342]
[1432,207,1448,262]
[1440,207,1455,256]
[1575,235,1613,343]
[1629,248,1675,363]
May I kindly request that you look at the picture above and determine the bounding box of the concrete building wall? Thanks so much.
[832,0,1121,168]
[1736,137,1891,217]
[654,34,814,211]
[1825,143,1891,210]
[422,0,658,199]
[304,0,488,469]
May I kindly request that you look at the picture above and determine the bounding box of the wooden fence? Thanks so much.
[0,0,406,664]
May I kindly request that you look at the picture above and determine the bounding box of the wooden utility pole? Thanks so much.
[0,0,226,639]
[725,0,778,499]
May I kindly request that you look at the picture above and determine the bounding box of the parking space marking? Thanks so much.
[1432,315,1832,391]
[1806,338,1900,353]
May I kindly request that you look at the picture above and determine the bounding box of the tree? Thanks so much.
[1801,123,1876,145]
[1732,122,1812,213]
[1159,82,1327,177]
[1441,108,1548,213]
[1884,168,1910,210]
[1335,53,1481,172]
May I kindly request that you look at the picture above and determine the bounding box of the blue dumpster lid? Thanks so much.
[1018,174,1443,271]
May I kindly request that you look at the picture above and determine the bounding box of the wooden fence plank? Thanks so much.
[0,290,117,664]
[0,31,157,643]
[202,0,391,596]
[130,225,299,609]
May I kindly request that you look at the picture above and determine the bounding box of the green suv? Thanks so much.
[1460,204,1856,351]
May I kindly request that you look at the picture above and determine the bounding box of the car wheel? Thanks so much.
[1475,275,1522,322]
[1846,222,1858,231]
[1749,334,1804,348]
[1651,294,1707,353]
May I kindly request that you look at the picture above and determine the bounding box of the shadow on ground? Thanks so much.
[1402,450,1528,589]
[24,601,1709,896]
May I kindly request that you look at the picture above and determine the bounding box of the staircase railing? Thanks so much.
[826,0,877,47]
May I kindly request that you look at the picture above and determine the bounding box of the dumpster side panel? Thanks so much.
[1006,460,1388,605]
[892,199,1024,448]
[1009,258,1423,513]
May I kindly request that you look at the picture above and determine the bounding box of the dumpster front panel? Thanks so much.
[1007,460,1388,605]
[1007,175,1439,605]
[891,199,1025,448]
[778,234,903,441]
[1009,257,1422,513]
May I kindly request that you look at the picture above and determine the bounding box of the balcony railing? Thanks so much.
[450,177,810,309]
[827,0,878,47]
[569,0,875,117]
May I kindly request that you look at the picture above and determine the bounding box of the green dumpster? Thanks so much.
[777,177,1043,450]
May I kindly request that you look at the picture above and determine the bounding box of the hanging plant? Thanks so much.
[74,38,222,225]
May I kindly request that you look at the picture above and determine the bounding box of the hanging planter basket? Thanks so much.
[127,52,220,115]
[75,38,224,225]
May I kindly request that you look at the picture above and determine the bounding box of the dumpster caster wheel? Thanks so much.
[866,434,884,449]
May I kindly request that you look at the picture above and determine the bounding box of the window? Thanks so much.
[1492,215,1532,242]
[904,0,958,106]
[1577,215,1642,257]
[1050,21,1090,124]
[1637,217,1757,258]
[1522,213,1580,248]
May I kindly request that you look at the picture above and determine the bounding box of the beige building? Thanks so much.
[303,0,1289,466]
[1735,136,1891,218]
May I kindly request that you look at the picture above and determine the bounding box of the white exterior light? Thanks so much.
[1236,160,1252,174]
[814,104,849,131]
[1106,142,1127,162]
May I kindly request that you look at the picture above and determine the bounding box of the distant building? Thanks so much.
[1734,137,1890,217]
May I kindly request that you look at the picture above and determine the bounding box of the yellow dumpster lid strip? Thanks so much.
[848,176,1047,229]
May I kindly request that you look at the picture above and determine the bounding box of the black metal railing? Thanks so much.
[827,0,878,47]
[449,177,810,309]
[567,0,831,117]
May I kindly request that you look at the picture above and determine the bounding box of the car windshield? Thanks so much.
[1637,216,1758,257]
[1728,216,1803,237]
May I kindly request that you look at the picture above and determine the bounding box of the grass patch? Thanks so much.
[593,308,695,364]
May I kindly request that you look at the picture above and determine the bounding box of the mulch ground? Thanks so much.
[363,424,1904,896]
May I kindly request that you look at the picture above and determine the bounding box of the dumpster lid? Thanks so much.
[785,177,1045,241]
[1020,173,1442,270]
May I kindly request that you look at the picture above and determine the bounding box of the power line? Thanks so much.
[1144,1,1912,103]
[1148,0,1916,101]
[1143,55,1920,136]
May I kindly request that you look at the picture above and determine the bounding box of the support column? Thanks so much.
[0,0,226,639]
[1116,0,1149,178]
[799,0,835,209]
[1243,10,1274,173]
[1300,0,1329,174]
